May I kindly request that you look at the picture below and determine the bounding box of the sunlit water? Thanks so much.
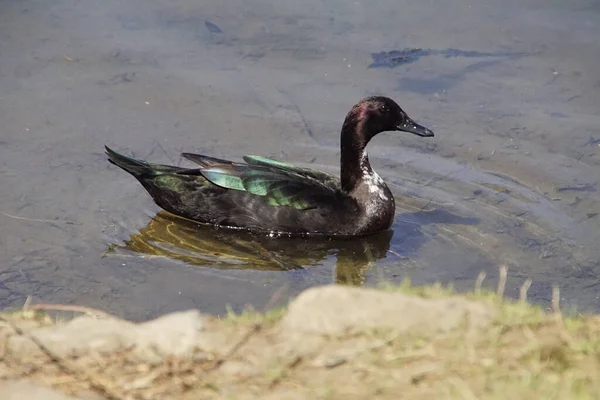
[1,0,599,319]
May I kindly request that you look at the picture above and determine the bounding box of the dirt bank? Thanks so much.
[1,284,600,399]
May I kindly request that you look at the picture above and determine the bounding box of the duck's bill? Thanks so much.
[396,119,435,137]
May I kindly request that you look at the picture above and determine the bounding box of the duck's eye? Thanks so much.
[380,105,389,113]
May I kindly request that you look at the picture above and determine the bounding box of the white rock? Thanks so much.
[8,310,207,364]
[281,285,494,336]
[135,310,206,360]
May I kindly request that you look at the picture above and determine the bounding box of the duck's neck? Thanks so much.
[340,114,375,193]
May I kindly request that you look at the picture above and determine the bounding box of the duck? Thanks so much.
[105,96,434,237]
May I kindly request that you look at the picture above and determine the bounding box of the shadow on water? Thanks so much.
[369,47,528,95]
[369,48,526,69]
[109,208,479,286]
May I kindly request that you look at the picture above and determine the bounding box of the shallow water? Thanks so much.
[1,0,599,319]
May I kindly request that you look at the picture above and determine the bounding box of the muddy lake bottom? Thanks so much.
[0,0,599,320]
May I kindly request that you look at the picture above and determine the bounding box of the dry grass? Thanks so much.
[2,278,600,399]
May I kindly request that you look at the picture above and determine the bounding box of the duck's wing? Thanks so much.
[181,153,338,186]
[242,155,338,187]
[181,152,235,168]
[181,156,341,211]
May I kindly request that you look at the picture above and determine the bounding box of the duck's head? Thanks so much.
[346,96,435,142]
[340,96,434,192]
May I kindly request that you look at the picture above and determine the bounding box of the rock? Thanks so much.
[8,317,134,360]
[135,310,206,362]
[0,380,97,400]
[7,310,207,364]
[281,285,495,336]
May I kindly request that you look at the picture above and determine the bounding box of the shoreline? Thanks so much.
[2,282,599,399]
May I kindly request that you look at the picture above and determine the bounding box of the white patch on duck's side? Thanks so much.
[360,152,389,218]
[360,153,389,201]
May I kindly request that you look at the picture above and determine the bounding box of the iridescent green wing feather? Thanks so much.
[198,165,246,192]
[240,169,328,210]
[243,155,338,187]
[196,157,338,211]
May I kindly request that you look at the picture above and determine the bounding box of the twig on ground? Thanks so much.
[26,304,114,319]
[22,296,32,310]
[519,279,532,304]
[497,265,508,298]
[204,323,262,373]
[474,271,486,294]
[552,285,561,314]
[269,355,303,388]
[550,285,575,345]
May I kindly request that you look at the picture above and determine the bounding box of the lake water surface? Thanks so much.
[1,0,599,319]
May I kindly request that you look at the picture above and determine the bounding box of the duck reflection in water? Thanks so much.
[109,206,478,286]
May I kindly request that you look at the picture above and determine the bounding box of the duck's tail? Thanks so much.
[105,145,205,217]
[105,146,184,177]
[105,146,154,177]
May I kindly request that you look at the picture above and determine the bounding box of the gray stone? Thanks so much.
[8,317,133,360]
[135,310,206,361]
[281,285,495,336]
[8,310,207,364]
